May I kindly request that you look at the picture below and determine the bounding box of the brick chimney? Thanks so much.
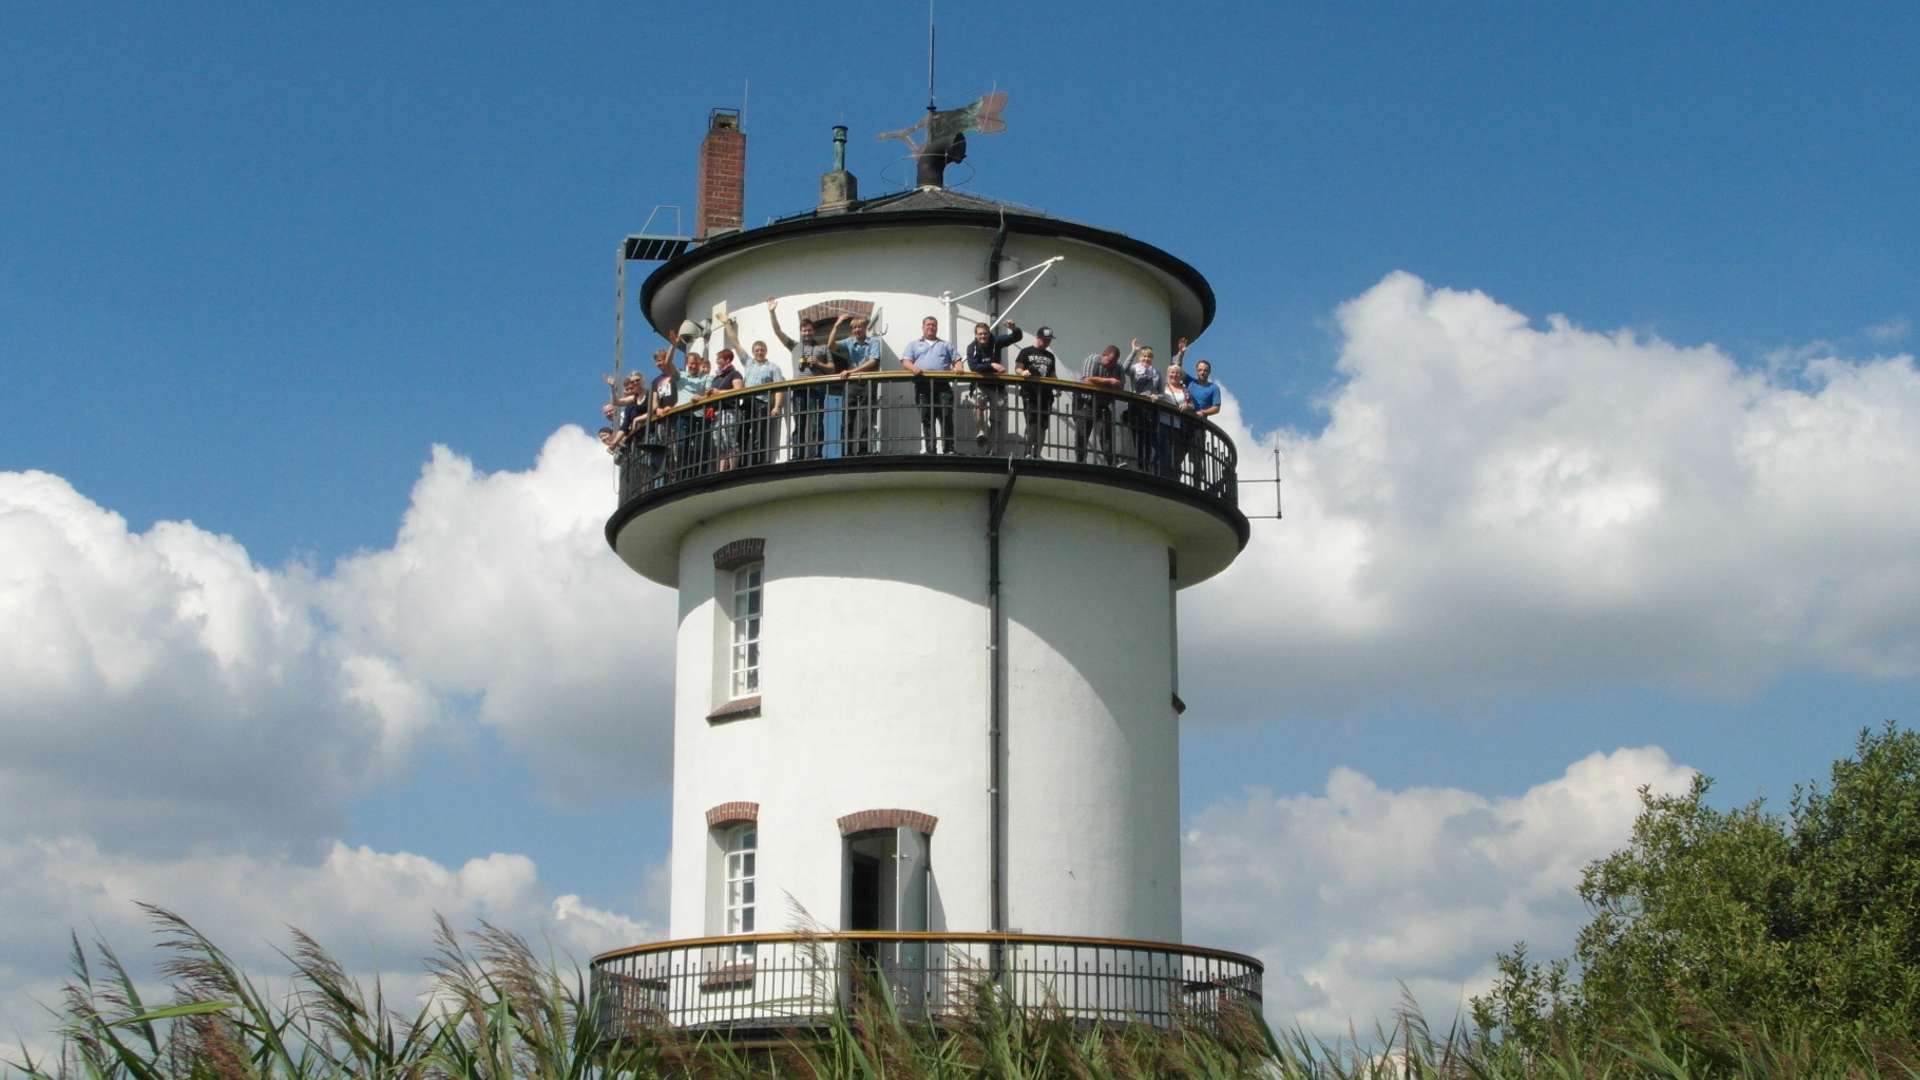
[696,108,745,239]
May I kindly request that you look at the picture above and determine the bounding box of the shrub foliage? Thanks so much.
[1475,722,1920,1064]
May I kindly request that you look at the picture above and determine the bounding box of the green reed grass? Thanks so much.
[9,907,1916,1080]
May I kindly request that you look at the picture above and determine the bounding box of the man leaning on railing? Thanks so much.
[902,316,961,454]
[1075,345,1125,465]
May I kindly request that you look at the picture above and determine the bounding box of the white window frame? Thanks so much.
[722,823,757,955]
[728,563,762,699]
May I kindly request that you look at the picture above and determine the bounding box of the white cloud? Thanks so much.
[0,428,675,853]
[1186,272,1920,718]
[1866,316,1910,344]
[1184,747,1692,1035]
[0,471,392,850]
[317,429,678,795]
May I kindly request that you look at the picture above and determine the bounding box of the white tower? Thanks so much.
[593,117,1259,1031]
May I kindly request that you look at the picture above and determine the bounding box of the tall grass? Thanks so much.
[9,908,1916,1080]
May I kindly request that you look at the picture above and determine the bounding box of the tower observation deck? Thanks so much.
[593,117,1259,1036]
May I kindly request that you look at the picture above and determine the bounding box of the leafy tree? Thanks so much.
[1474,723,1920,1053]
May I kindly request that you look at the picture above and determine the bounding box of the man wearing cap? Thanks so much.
[1014,326,1060,457]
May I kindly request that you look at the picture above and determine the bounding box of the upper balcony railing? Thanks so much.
[590,931,1264,1036]
[613,372,1237,511]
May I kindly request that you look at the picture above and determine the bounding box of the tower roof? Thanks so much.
[639,190,1216,346]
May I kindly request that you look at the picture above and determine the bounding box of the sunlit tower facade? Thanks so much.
[591,107,1261,1033]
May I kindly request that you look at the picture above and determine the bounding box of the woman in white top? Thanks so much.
[1158,363,1199,481]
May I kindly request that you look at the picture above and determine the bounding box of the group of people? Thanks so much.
[597,297,1225,485]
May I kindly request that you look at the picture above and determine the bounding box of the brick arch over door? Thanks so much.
[836,808,938,836]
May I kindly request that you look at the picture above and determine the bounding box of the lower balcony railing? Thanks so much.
[590,932,1263,1036]
[613,373,1238,510]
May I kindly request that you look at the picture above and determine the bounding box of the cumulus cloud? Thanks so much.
[1187,272,1920,718]
[1184,747,1693,1034]
[318,430,678,795]
[0,471,398,850]
[0,427,674,852]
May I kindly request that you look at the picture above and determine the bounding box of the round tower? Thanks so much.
[593,142,1259,1030]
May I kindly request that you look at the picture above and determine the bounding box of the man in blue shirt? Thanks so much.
[1188,357,1222,419]
[902,316,961,454]
[725,318,787,467]
[832,315,885,454]
[1183,351,1224,492]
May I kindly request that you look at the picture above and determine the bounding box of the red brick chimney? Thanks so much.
[696,108,745,239]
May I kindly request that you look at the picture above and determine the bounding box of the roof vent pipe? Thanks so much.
[818,125,858,213]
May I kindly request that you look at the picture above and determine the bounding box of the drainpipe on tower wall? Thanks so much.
[987,460,1018,940]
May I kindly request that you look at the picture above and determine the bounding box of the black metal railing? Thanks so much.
[590,932,1263,1035]
[614,373,1237,509]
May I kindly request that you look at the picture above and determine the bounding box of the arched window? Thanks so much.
[728,562,762,699]
[721,823,757,935]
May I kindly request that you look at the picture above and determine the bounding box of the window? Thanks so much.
[723,824,757,935]
[729,563,762,699]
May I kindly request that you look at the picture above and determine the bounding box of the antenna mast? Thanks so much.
[927,0,937,115]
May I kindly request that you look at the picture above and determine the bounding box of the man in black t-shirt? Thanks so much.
[1013,327,1059,457]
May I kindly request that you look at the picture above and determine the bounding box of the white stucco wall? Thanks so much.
[666,489,1182,943]
[672,227,1175,377]
[645,217,1216,947]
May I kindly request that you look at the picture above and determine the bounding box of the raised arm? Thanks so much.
[765,297,796,352]
[812,314,848,375]
[993,320,1023,350]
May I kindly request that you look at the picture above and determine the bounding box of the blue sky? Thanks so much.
[4,0,1919,1038]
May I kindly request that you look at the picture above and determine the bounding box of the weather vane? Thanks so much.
[878,3,1008,187]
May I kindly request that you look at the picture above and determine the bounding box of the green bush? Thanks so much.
[1474,723,1920,1069]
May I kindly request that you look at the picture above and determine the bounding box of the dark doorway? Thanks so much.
[841,828,928,932]
[848,840,883,931]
